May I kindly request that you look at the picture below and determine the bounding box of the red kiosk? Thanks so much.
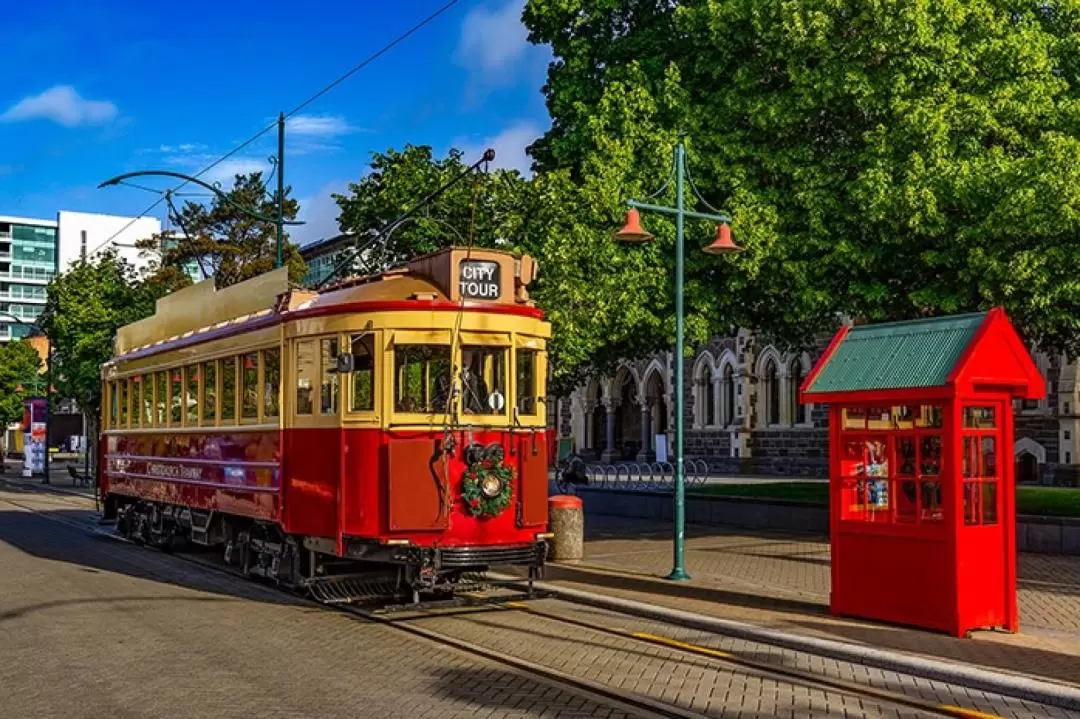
[800,308,1044,637]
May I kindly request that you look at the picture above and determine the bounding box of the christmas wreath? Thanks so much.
[461,446,514,518]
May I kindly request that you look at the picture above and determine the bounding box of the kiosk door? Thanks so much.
[957,402,1006,630]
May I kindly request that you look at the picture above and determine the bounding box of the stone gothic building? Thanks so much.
[557,327,1077,485]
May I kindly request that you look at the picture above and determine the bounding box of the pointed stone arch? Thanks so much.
[1015,437,1047,464]
[692,351,717,428]
[755,346,784,427]
[716,349,738,426]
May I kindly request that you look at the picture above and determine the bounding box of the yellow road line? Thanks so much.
[938,706,1002,719]
[630,632,733,659]
[506,601,1006,719]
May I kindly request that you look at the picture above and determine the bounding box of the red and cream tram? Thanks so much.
[99,248,552,603]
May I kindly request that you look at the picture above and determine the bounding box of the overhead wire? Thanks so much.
[89,0,463,259]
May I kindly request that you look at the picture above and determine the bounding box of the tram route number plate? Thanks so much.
[459,259,501,300]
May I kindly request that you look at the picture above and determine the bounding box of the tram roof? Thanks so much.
[110,246,541,360]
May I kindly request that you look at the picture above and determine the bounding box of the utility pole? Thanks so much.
[276,112,285,269]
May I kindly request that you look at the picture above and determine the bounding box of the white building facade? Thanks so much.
[57,210,160,275]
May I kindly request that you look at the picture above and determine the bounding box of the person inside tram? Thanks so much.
[461,352,489,414]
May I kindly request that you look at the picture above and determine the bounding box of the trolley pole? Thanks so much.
[615,137,742,582]
[276,111,285,269]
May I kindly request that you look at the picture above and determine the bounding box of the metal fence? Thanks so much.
[554,457,710,494]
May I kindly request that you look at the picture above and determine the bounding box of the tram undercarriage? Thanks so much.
[113,498,546,607]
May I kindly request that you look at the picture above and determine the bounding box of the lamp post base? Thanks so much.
[665,568,691,582]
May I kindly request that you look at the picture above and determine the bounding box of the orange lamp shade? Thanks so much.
[614,209,654,243]
[702,223,741,254]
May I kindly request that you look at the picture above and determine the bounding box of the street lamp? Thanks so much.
[616,138,742,581]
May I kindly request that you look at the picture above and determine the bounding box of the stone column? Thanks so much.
[636,402,653,463]
[600,401,618,463]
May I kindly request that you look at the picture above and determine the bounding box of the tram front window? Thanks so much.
[461,346,506,415]
[394,344,451,414]
[516,349,537,416]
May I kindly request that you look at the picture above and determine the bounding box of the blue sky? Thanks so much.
[0,0,551,245]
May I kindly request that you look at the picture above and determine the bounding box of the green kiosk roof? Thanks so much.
[804,312,987,394]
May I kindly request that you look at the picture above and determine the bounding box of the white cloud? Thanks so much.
[293,181,349,246]
[455,0,531,86]
[288,115,357,138]
[457,121,542,176]
[200,158,271,187]
[1,85,118,127]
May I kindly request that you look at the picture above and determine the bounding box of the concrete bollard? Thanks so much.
[548,494,584,561]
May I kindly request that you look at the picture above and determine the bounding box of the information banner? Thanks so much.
[22,398,46,476]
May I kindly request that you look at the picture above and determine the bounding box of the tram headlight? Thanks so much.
[480,475,503,498]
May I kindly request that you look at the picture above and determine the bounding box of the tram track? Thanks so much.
[0,488,1012,719]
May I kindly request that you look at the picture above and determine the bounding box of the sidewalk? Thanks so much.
[0,463,96,499]
[534,514,1080,686]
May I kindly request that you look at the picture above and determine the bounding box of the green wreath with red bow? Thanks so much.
[461,447,514,518]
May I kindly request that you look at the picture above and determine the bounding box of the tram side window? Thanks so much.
[155,372,167,426]
[263,348,280,419]
[242,353,259,420]
[221,357,237,422]
[142,374,153,427]
[108,381,118,429]
[170,369,182,424]
[461,345,506,415]
[185,365,199,425]
[394,344,451,413]
[119,379,129,427]
[296,341,315,415]
[320,338,339,416]
[202,360,217,424]
[350,334,375,412]
[516,349,538,416]
[130,376,142,428]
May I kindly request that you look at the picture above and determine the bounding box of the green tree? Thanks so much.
[38,251,164,437]
[524,0,1080,356]
[333,145,531,277]
[140,171,308,289]
[0,340,44,429]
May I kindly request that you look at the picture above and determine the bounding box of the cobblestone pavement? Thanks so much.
[0,491,644,719]
[536,515,1080,685]
[408,601,1072,718]
[1,483,1072,719]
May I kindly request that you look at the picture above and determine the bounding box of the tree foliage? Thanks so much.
[0,341,44,428]
[334,146,531,276]
[140,172,308,289]
[523,0,1080,357]
[38,251,164,421]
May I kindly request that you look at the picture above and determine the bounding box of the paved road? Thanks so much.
[0,484,1071,718]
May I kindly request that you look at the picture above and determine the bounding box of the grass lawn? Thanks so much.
[691,482,1080,518]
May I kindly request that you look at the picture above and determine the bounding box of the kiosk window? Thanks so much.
[263,348,280,419]
[350,334,375,412]
[839,404,945,524]
[461,345,506,415]
[320,339,339,416]
[242,353,259,419]
[295,341,315,415]
[394,345,451,413]
[221,358,237,422]
[962,409,999,526]
[516,349,538,416]
[202,361,217,423]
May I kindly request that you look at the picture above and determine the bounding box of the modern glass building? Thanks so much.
[300,233,361,287]
[0,215,57,341]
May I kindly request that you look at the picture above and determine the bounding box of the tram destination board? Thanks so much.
[459,259,501,300]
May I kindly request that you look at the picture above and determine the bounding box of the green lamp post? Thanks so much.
[615,138,742,581]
